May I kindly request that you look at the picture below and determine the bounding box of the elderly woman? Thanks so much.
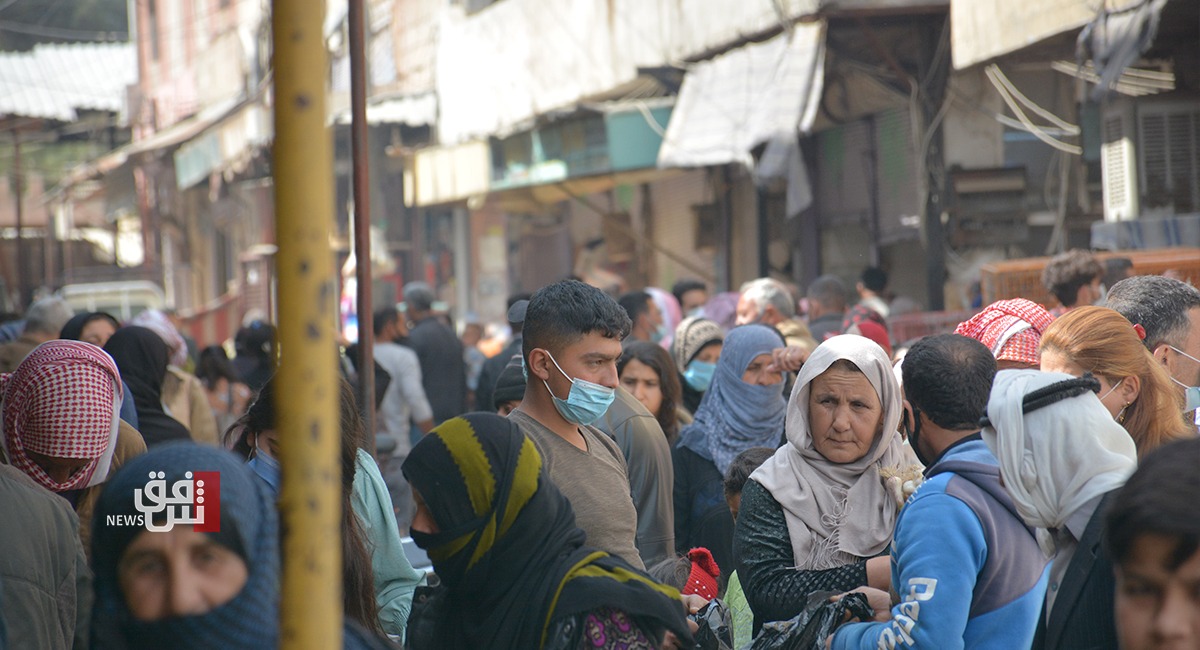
[982,370,1138,650]
[403,413,694,649]
[1039,306,1192,457]
[734,334,906,631]
[0,340,146,549]
[90,443,393,649]
[673,324,786,579]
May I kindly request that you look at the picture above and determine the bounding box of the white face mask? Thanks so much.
[1099,378,1124,402]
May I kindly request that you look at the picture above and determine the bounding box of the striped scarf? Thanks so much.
[0,340,121,491]
[403,414,693,649]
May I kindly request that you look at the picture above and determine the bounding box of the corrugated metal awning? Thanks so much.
[331,92,437,126]
[656,24,826,169]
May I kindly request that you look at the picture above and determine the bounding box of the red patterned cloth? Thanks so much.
[1,340,122,491]
[683,547,721,601]
[954,299,1054,367]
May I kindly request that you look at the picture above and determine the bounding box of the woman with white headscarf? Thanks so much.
[734,335,906,632]
[981,369,1137,650]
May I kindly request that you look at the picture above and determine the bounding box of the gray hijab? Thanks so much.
[751,335,906,569]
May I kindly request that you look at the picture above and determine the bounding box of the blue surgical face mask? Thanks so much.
[687,307,705,319]
[1168,345,1200,412]
[542,351,616,426]
[650,323,668,344]
[247,444,281,495]
[683,359,717,392]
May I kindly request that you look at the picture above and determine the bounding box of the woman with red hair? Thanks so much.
[1039,306,1193,457]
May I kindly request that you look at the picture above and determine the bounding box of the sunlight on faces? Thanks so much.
[25,450,92,484]
[118,527,248,621]
[734,295,761,326]
[620,358,664,418]
[742,353,783,386]
[534,332,623,396]
[1039,349,1128,418]
[808,366,884,464]
[1115,534,1200,650]
[81,319,117,347]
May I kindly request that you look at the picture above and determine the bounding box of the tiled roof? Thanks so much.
[0,42,136,122]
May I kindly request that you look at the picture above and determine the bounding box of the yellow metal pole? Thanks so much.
[272,0,341,647]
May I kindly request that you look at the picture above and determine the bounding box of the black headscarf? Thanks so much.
[60,311,120,341]
[91,442,278,649]
[104,326,190,446]
[402,413,692,649]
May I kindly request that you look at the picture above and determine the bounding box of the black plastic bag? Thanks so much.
[745,590,874,650]
[692,598,734,650]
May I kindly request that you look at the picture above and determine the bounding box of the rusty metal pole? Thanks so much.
[272,0,342,646]
[349,0,375,451]
[12,130,25,309]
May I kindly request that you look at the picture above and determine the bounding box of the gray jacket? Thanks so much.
[0,464,91,650]
[595,387,676,567]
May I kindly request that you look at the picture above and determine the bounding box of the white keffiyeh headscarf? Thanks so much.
[751,334,907,570]
[981,369,1137,556]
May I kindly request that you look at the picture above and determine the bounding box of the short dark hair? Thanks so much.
[860,267,888,293]
[1105,275,1200,350]
[618,341,682,440]
[807,275,848,312]
[672,279,707,306]
[724,447,776,499]
[1105,437,1200,569]
[1041,249,1102,307]
[372,307,398,336]
[618,291,652,324]
[902,334,996,431]
[522,280,631,364]
[1102,257,1133,289]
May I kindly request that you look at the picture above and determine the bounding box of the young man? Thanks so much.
[1104,437,1200,650]
[830,335,1049,650]
[509,279,645,569]
[1041,249,1103,316]
[618,290,665,344]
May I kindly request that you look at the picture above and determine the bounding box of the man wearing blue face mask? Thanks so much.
[619,290,667,345]
[1106,275,1200,428]
[509,280,646,569]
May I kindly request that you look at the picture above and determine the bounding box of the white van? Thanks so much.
[58,281,166,322]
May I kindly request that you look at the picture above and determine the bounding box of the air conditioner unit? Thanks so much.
[1101,94,1200,222]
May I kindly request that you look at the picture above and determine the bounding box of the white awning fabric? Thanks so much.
[657,23,826,170]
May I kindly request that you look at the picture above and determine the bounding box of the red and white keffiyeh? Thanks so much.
[1,340,123,492]
[954,299,1055,367]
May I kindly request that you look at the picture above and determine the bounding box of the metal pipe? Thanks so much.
[272,0,342,646]
[12,130,24,309]
[349,0,375,450]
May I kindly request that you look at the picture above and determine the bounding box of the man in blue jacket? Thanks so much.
[830,334,1049,650]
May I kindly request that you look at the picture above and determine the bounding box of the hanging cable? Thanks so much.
[985,65,1082,155]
